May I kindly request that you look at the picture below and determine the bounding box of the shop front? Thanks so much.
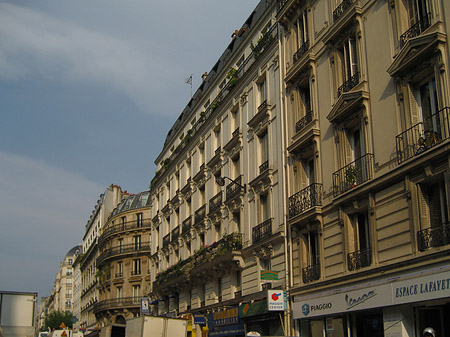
[292,265,450,337]
[207,306,245,337]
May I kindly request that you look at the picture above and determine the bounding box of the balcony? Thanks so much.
[194,204,207,225]
[333,0,355,22]
[131,270,141,276]
[94,297,140,314]
[172,226,180,243]
[234,290,242,298]
[400,13,431,48]
[182,216,192,235]
[295,111,313,134]
[100,218,152,243]
[396,107,450,164]
[293,40,309,64]
[252,218,273,243]
[226,175,245,201]
[259,160,269,174]
[417,223,450,251]
[163,233,170,249]
[337,72,359,97]
[289,183,322,218]
[97,242,151,267]
[302,263,320,283]
[209,191,223,215]
[115,272,123,278]
[347,248,371,271]
[332,153,374,197]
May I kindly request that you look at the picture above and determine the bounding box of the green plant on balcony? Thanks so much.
[227,68,239,90]
[211,100,220,113]
[345,165,358,187]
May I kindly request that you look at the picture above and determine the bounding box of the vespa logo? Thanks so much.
[302,303,310,316]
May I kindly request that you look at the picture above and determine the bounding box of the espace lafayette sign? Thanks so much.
[293,268,450,319]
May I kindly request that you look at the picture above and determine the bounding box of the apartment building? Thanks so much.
[277,0,450,336]
[94,191,151,326]
[79,185,125,333]
[147,0,288,335]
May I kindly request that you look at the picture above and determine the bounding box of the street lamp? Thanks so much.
[215,176,246,193]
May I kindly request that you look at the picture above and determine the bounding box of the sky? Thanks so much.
[0,0,260,302]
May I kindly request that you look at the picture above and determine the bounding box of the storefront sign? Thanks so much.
[194,314,206,325]
[293,268,450,319]
[261,270,279,282]
[267,290,286,311]
[213,308,239,326]
[208,309,245,337]
[239,300,269,317]
[140,297,149,315]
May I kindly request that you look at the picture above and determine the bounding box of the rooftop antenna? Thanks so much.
[185,74,193,98]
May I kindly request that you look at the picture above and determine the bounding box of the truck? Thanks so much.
[0,291,37,337]
[125,316,188,337]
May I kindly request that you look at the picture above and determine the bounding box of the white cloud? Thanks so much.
[0,151,103,294]
[0,3,168,114]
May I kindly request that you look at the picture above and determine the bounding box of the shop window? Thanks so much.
[415,306,444,337]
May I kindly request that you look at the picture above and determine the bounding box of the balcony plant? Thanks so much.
[345,165,358,188]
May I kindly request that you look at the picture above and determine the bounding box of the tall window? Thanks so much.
[137,213,143,227]
[118,238,124,253]
[117,286,123,299]
[258,79,267,106]
[418,178,448,229]
[117,261,123,277]
[133,259,141,275]
[259,131,269,168]
[351,212,370,252]
[303,230,320,267]
[134,235,141,250]
[259,194,270,223]
[407,0,432,27]
[133,285,140,302]
[337,36,359,93]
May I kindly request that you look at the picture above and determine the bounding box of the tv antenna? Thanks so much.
[185,74,193,98]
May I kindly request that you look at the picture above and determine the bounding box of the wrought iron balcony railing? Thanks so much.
[293,40,309,64]
[333,0,355,22]
[400,13,431,48]
[302,263,320,283]
[417,223,450,251]
[172,226,180,242]
[182,216,192,234]
[94,297,141,313]
[396,107,450,164]
[100,218,152,242]
[289,183,322,218]
[259,160,269,174]
[295,111,313,134]
[332,153,373,197]
[337,72,359,97]
[252,218,273,243]
[194,204,207,225]
[347,247,371,271]
[131,270,141,276]
[97,242,151,266]
[232,127,240,138]
[209,191,223,214]
[226,175,245,200]
[163,233,170,248]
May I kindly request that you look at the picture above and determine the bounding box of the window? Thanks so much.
[348,211,372,270]
[117,286,123,299]
[217,277,222,302]
[301,229,320,283]
[134,235,141,250]
[117,261,123,277]
[65,300,71,309]
[292,9,309,63]
[133,259,141,275]
[260,258,271,271]
[118,238,124,253]
[407,0,432,29]
[68,258,73,264]
[336,35,359,97]
[257,79,267,106]
[233,211,241,233]
[133,285,140,302]
[259,194,270,223]
[137,213,143,227]
[66,268,72,276]
[258,131,269,171]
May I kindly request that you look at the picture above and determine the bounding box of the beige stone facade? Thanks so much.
[94,191,151,326]
[278,0,450,336]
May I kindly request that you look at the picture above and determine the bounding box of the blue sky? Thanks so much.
[0,0,259,301]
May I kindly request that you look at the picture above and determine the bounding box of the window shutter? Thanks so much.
[417,184,430,229]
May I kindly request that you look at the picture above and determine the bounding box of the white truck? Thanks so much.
[125,316,187,337]
[0,291,37,337]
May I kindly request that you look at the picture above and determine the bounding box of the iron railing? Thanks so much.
[182,216,192,234]
[259,160,269,174]
[172,226,180,242]
[276,0,289,13]
[295,111,313,133]
[258,100,268,113]
[396,107,450,164]
[332,153,373,197]
[333,0,355,22]
[209,191,223,214]
[194,204,207,225]
[417,223,450,251]
[94,297,141,313]
[252,218,273,243]
[226,175,245,200]
[163,233,170,248]
[289,183,322,218]
[232,127,240,138]
[347,247,371,271]
[293,40,309,64]
[100,218,152,242]
[337,72,359,97]
[400,13,431,48]
[302,263,320,283]
[97,243,150,266]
